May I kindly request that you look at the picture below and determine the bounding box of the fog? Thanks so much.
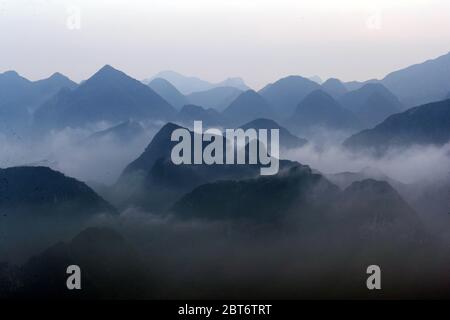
[285,141,450,184]
[0,122,162,185]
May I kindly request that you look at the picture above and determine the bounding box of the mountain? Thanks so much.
[115,122,297,210]
[259,75,321,118]
[343,99,450,153]
[171,165,420,235]
[172,164,338,222]
[0,71,77,134]
[32,72,77,109]
[343,79,379,91]
[381,51,450,107]
[339,83,403,128]
[34,65,176,131]
[0,166,115,217]
[335,179,421,236]
[177,104,223,127]
[85,120,145,144]
[321,78,348,98]
[147,70,249,94]
[186,86,242,111]
[0,166,116,262]
[240,118,307,150]
[222,90,276,125]
[287,90,361,136]
[16,227,149,298]
[147,77,188,110]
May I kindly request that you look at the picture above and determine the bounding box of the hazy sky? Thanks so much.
[1,0,449,89]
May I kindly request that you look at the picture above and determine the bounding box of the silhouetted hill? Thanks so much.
[115,122,297,210]
[339,83,403,128]
[0,166,117,262]
[223,90,275,125]
[336,179,421,235]
[0,71,77,134]
[381,51,450,107]
[0,166,115,217]
[321,78,348,98]
[147,77,188,110]
[148,71,249,94]
[34,65,176,131]
[259,75,321,117]
[288,90,361,135]
[343,99,450,153]
[240,118,307,149]
[187,86,242,111]
[177,104,223,126]
[172,164,339,221]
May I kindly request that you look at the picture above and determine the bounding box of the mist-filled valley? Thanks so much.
[1,52,450,299]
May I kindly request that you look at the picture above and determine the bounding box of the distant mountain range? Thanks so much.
[338,83,403,128]
[240,118,307,150]
[0,71,76,134]
[343,98,450,153]
[147,77,188,110]
[34,65,176,131]
[381,51,450,107]
[177,104,223,127]
[222,90,276,125]
[321,78,348,98]
[259,75,321,118]
[342,51,450,108]
[287,90,362,136]
[186,86,243,111]
[145,70,250,94]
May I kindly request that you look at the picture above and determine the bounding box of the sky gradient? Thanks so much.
[1,0,449,89]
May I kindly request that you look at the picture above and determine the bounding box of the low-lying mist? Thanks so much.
[284,141,450,184]
[0,122,162,185]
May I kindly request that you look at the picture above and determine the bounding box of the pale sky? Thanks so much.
[1,0,449,89]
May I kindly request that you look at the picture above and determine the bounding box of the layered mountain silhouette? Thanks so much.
[259,75,321,118]
[177,104,223,127]
[34,65,176,131]
[222,90,276,125]
[339,83,403,128]
[0,71,76,134]
[287,90,361,135]
[147,77,188,110]
[172,164,339,221]
[321,78,348,98]
[186,86,242,111]
[343,98,450,153]
[0,166,116,262]
[0,166,115,218]
[240,118,307,150]
[381,51,450,107]
[147,70,249,94]
[115,122,297,210]
[335,179,421,237]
